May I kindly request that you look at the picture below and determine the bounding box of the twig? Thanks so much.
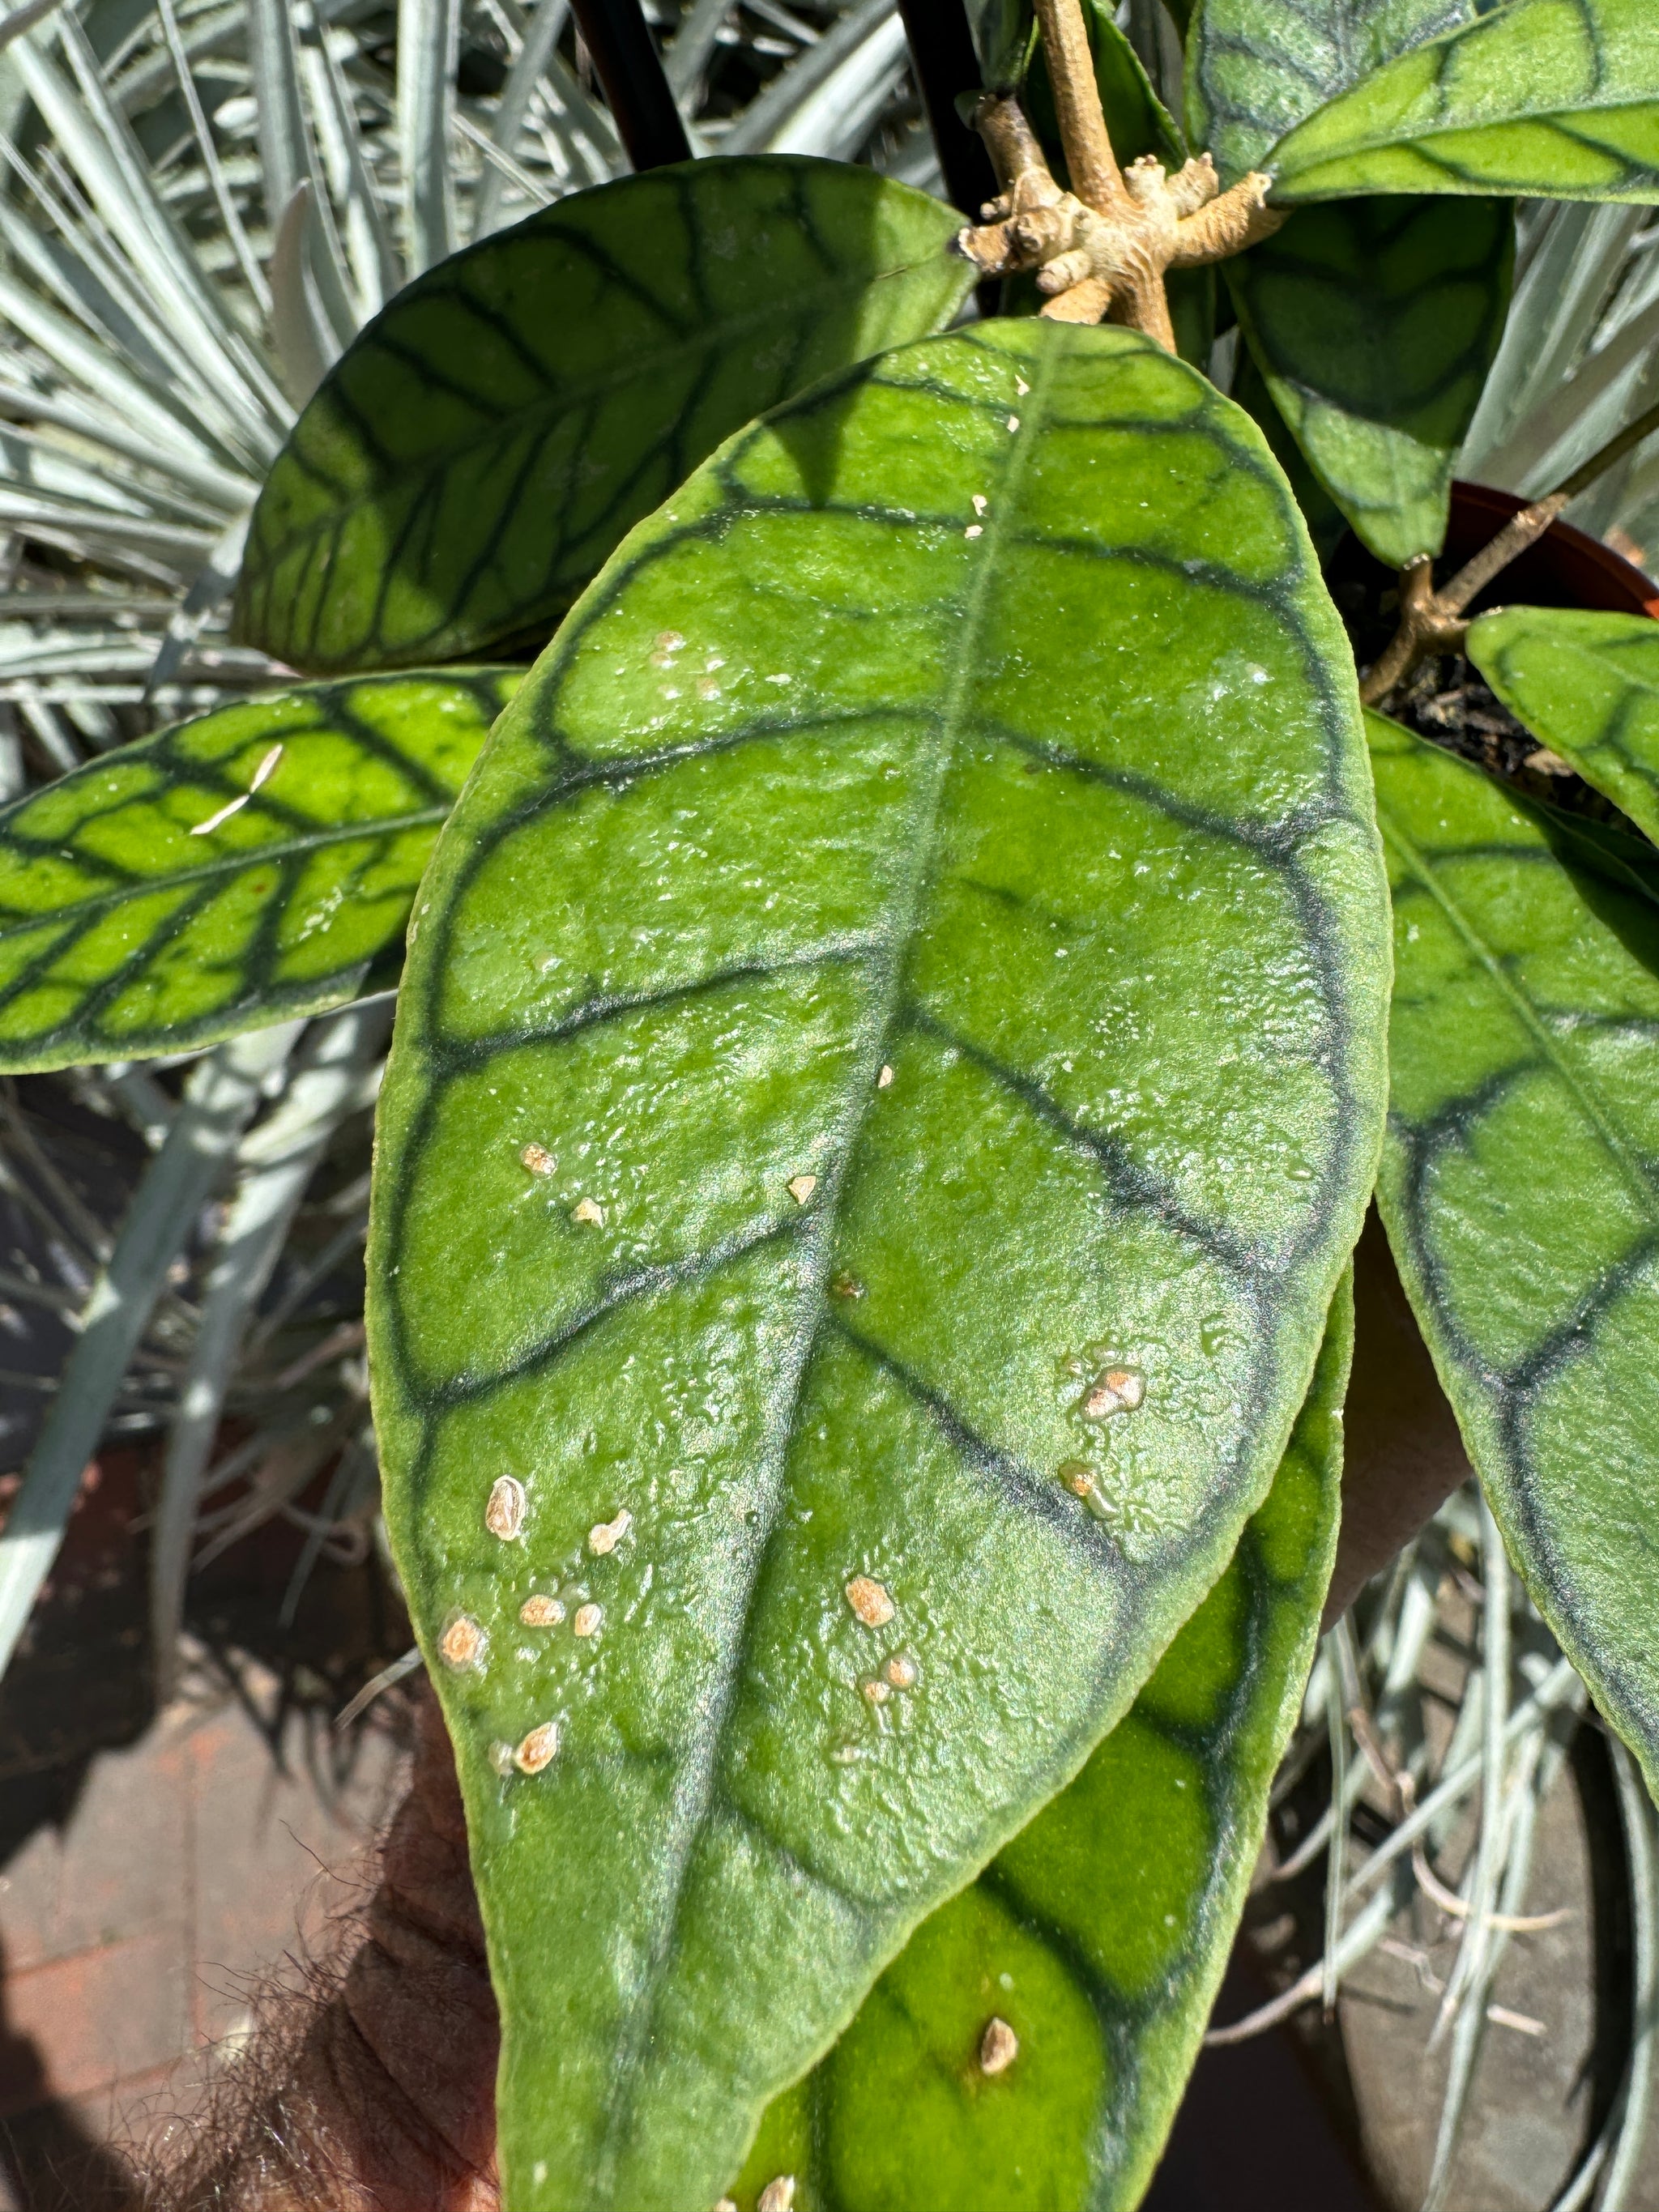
[1361,394,1659,707]
[954,4,1280,347]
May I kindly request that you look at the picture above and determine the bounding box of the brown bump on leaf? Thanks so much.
[513,1720,560,1775]
[787,1173,817,1204]
[862,1676,891,1705]
[877,1064,894,1088]
[572,1196,605,1226]
[573,1603,603,1638]
[588,1508,633,1556]
[845,1575,895,1628]
[980,2017,1018,2074]
[886,1653,919,1690]
[757,2180,797,2212]
[519,1593,565,1628]
[485,1475,526,1541]
[519,1142,555,1175]
[438,1614,485,1670]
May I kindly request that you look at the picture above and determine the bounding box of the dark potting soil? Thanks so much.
[1328,563,1621,825]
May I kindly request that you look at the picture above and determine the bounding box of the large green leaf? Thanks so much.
[232,160,973,676]
[1369,709,1659,1797]
[727,1282,1351,2212]
[1228,196,1513,568]
[367,320,1390,2212]
[1186,0,1479,185]
[0,671,517,1071]
[1267,0,1659,203]
[1467,606,1659,842]
[1230,331,1346,561]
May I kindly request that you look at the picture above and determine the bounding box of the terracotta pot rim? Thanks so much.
[1449,477,1659,621]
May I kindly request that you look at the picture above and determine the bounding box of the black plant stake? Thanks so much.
[896,0,999,216]
[569,0,692,170]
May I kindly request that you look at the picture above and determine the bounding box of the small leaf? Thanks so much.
[233,159,974,675]
[0,670,517,1071]
[1229,196,1513,567]
[367,321,1390,2211]
[1467,606,1659,841]
[1268,0,1659,204]
[1369,708,1659,1799]
[1186,0,1481,185]
[727,1283,1351,2212]
[966,0,1035,89]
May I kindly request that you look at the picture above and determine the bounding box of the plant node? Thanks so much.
[955,0,1282,353]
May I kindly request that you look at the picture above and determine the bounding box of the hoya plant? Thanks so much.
[2,0,1658,2204]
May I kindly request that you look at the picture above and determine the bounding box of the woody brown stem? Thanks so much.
[1031,0,1123,211]
[1361,393,1659,709]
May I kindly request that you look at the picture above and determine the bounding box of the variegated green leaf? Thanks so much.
[233,160,973,675]
[1370,707,1659,1799]
[0,670,517,1071]
[1268,0,1659,204]
[1186,0,1478,185]
[1467,605,1659,842]
[1228,195,1512,567]
[367,319,1389,2211]
[727,1281,1350,2212]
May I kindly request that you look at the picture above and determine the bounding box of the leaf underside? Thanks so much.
[1267,0,1659,203]
[1229,196,1512,569]
[1369,711,1659,1799]
[729,1281,1351,2212]
[232,159,973,676]
[0,670,517,1071]
[367,321,1389,2212]
[1468,606,1659,843]
[1185,0,1478,185]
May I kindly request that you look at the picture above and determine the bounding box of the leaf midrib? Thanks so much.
[1379,796,1659,1217]
[0,803,448,945]
[259,242,957,563]
[588,335,1057,2198]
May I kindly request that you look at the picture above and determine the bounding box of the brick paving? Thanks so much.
[0,1665,407,2209]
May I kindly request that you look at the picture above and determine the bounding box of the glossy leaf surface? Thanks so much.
[1468,606,1659,842]
[1186,0,1477,185]
[368,321,1390,2212]
[728,1285,1351,2212]
[0,671,517,1071]
[1229,196,1512,568]
[1268,0,1659,204]
[1370,710,1659,1797]
[233,160,973,675]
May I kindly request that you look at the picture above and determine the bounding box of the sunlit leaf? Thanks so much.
[727,1283,1351,2212]
[233,158,974,675]
[1186,0,1479,186]
[1229,196,1512,567]
[1268,0,1659,204]
[1369,708,1659,1798]
[0,670,516,1070]
[1467,605,1659,842]
[366,320,1390,2211]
